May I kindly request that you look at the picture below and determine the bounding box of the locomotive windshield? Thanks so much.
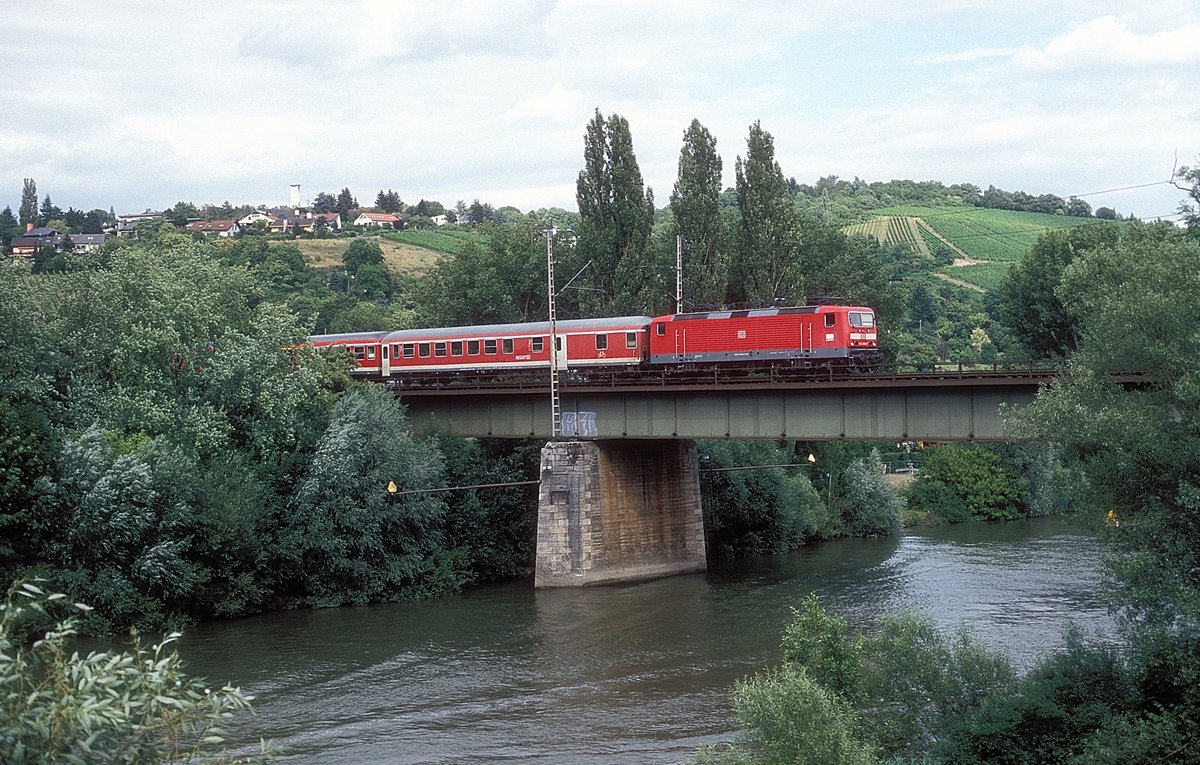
[849,312,875,328]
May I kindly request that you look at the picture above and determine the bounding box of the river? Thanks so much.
[177,515,1114,764]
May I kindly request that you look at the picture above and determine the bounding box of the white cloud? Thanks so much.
[1012,16,1200,71]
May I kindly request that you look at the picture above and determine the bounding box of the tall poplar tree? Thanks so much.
[18,178,37,229]
[670,119,725,309]
[575,109,654,314]
[732,122,801,305]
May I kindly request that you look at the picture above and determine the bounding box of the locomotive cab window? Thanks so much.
[849,312,875,328]
[824,314,836,328]
[656,323,665,336]
[451,341,463,356]
[626,332,637,349]
[402,344,415,358]
[434,342,447,357]
[532,337,544,353]
[595,334,608,351]
[467,340,480,355]
[484,339,497,354]
[419,343,431,358]
[502,339,514,354]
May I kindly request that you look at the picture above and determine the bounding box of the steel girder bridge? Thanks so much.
[394,364,1075,442]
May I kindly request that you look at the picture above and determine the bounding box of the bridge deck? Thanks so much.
[394,367,1075,441]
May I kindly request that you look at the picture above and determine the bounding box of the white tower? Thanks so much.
[289,184,301,208]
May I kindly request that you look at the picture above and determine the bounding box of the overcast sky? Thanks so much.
[3,1,1196,220]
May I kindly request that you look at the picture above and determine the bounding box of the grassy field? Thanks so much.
[849,206,1099,291]
[293,236,442,276]
[380,229,485,255]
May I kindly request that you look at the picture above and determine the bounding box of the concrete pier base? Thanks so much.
[535,439,707,587]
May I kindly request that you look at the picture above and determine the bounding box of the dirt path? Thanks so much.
[934,272,987,293]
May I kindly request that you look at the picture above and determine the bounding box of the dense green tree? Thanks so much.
[432,433,539,583]
[575,109,656,314]
[1065,196,1092,217]
[699,441,830,558]
[0,206,19,250]
[37,195,63,228]
[342,237,384,275]
[18,178,37,229]
[670,119,726,309]
[375,189,402,213]
[997,224,1119,359]
[312,191,337,213]
[906,445,1026,521]
[335,187,357,220]
[353,261,392,302]
[839,449,903,536]
[278,385,459,606]
[1174,161,1200,235]
[732,122,801,305]
[164,201,200,227]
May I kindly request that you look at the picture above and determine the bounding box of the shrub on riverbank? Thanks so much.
[839,449,904,536]
[693,595,1190,764]
[904,445,1026,522]
[699,441,832,558]
[0,581,273,764]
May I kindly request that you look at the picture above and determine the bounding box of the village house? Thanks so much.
[352,211,401,228]
[187,220,240,237]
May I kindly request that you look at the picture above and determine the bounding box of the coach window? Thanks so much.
[626,332,637,349]
[555,336,562,351]
[484,339,497,354]
[656,323,665,336]
[353,346,365,361]
[367,347,376,360]
[451,341,463,356]
[467,340,480,355]
[434,342,447,357]
[402,343,415,358]
[382,345,389,359]
[595,334,608,351]
[419,342,431,358]
[824,314,836,328]
[532,337,544,353]
[392,344,401,358]
[502,338,514,354]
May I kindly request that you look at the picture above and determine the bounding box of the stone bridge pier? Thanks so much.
[535,440,707,587]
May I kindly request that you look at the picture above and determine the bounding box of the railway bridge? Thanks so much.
[394,365,1064,589]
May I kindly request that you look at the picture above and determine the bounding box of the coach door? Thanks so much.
[381,343,391,377]
[554,335,569,370]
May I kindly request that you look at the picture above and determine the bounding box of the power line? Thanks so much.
[1069,180,1172,198]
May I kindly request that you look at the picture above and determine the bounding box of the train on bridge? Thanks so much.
[310,303,879,383]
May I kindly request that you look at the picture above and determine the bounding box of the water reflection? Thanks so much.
[177,515,1113,764]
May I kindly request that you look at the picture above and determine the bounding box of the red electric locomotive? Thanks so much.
[647,304,878,369]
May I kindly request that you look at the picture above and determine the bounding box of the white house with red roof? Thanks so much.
[352,211,401,228]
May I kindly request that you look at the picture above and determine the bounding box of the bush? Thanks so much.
[699,441,828,558]
[839,449,904,536]
[0,581,272,764]
[908,445,1026,521]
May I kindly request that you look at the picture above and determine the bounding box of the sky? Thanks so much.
[3,1,1197,220]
